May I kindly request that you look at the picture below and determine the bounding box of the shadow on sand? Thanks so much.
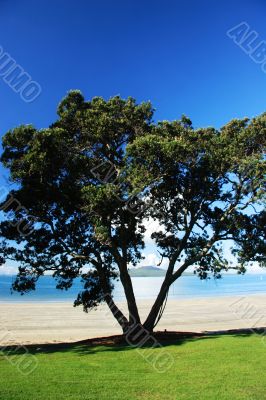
[0,327,265,357]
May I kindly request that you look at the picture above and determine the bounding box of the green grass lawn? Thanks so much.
[0,334,265,400]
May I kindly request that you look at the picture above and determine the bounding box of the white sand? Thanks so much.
[0,294,265,346]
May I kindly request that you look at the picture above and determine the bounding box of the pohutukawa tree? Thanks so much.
[0,91,265,334]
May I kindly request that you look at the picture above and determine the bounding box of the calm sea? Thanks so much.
[0,274,265,302]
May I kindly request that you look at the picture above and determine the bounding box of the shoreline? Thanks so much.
[0,290,265,304]
[0,293,265,346]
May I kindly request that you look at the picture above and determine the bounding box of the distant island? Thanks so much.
[129,265,166,277]
[128,265,194,277]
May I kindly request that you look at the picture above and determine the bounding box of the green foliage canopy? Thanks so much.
[0,91,265,332]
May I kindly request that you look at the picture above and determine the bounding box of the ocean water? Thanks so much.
[0,273,265,303]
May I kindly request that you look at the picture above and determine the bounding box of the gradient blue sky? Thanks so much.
[0,0,265,272]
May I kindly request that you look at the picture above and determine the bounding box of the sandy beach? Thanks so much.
[0,294,265,346]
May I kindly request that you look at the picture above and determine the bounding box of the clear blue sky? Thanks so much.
[0,0,265,272]
[1,0,266,134]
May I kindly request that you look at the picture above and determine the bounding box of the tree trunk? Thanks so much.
[111,248,141,326]
[119,266,141,325]
[143,278,172,332]
[97,264,130,333]
[143,255,186,332]
[104,293,129,333]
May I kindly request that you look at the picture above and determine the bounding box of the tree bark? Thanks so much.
[143,277,171,332]
[104,292,129,332]
[95,260,130,333]
[119,265,141,325]
[111,246,141,325]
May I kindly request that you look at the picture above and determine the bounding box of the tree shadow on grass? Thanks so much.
[0,327,265,357]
